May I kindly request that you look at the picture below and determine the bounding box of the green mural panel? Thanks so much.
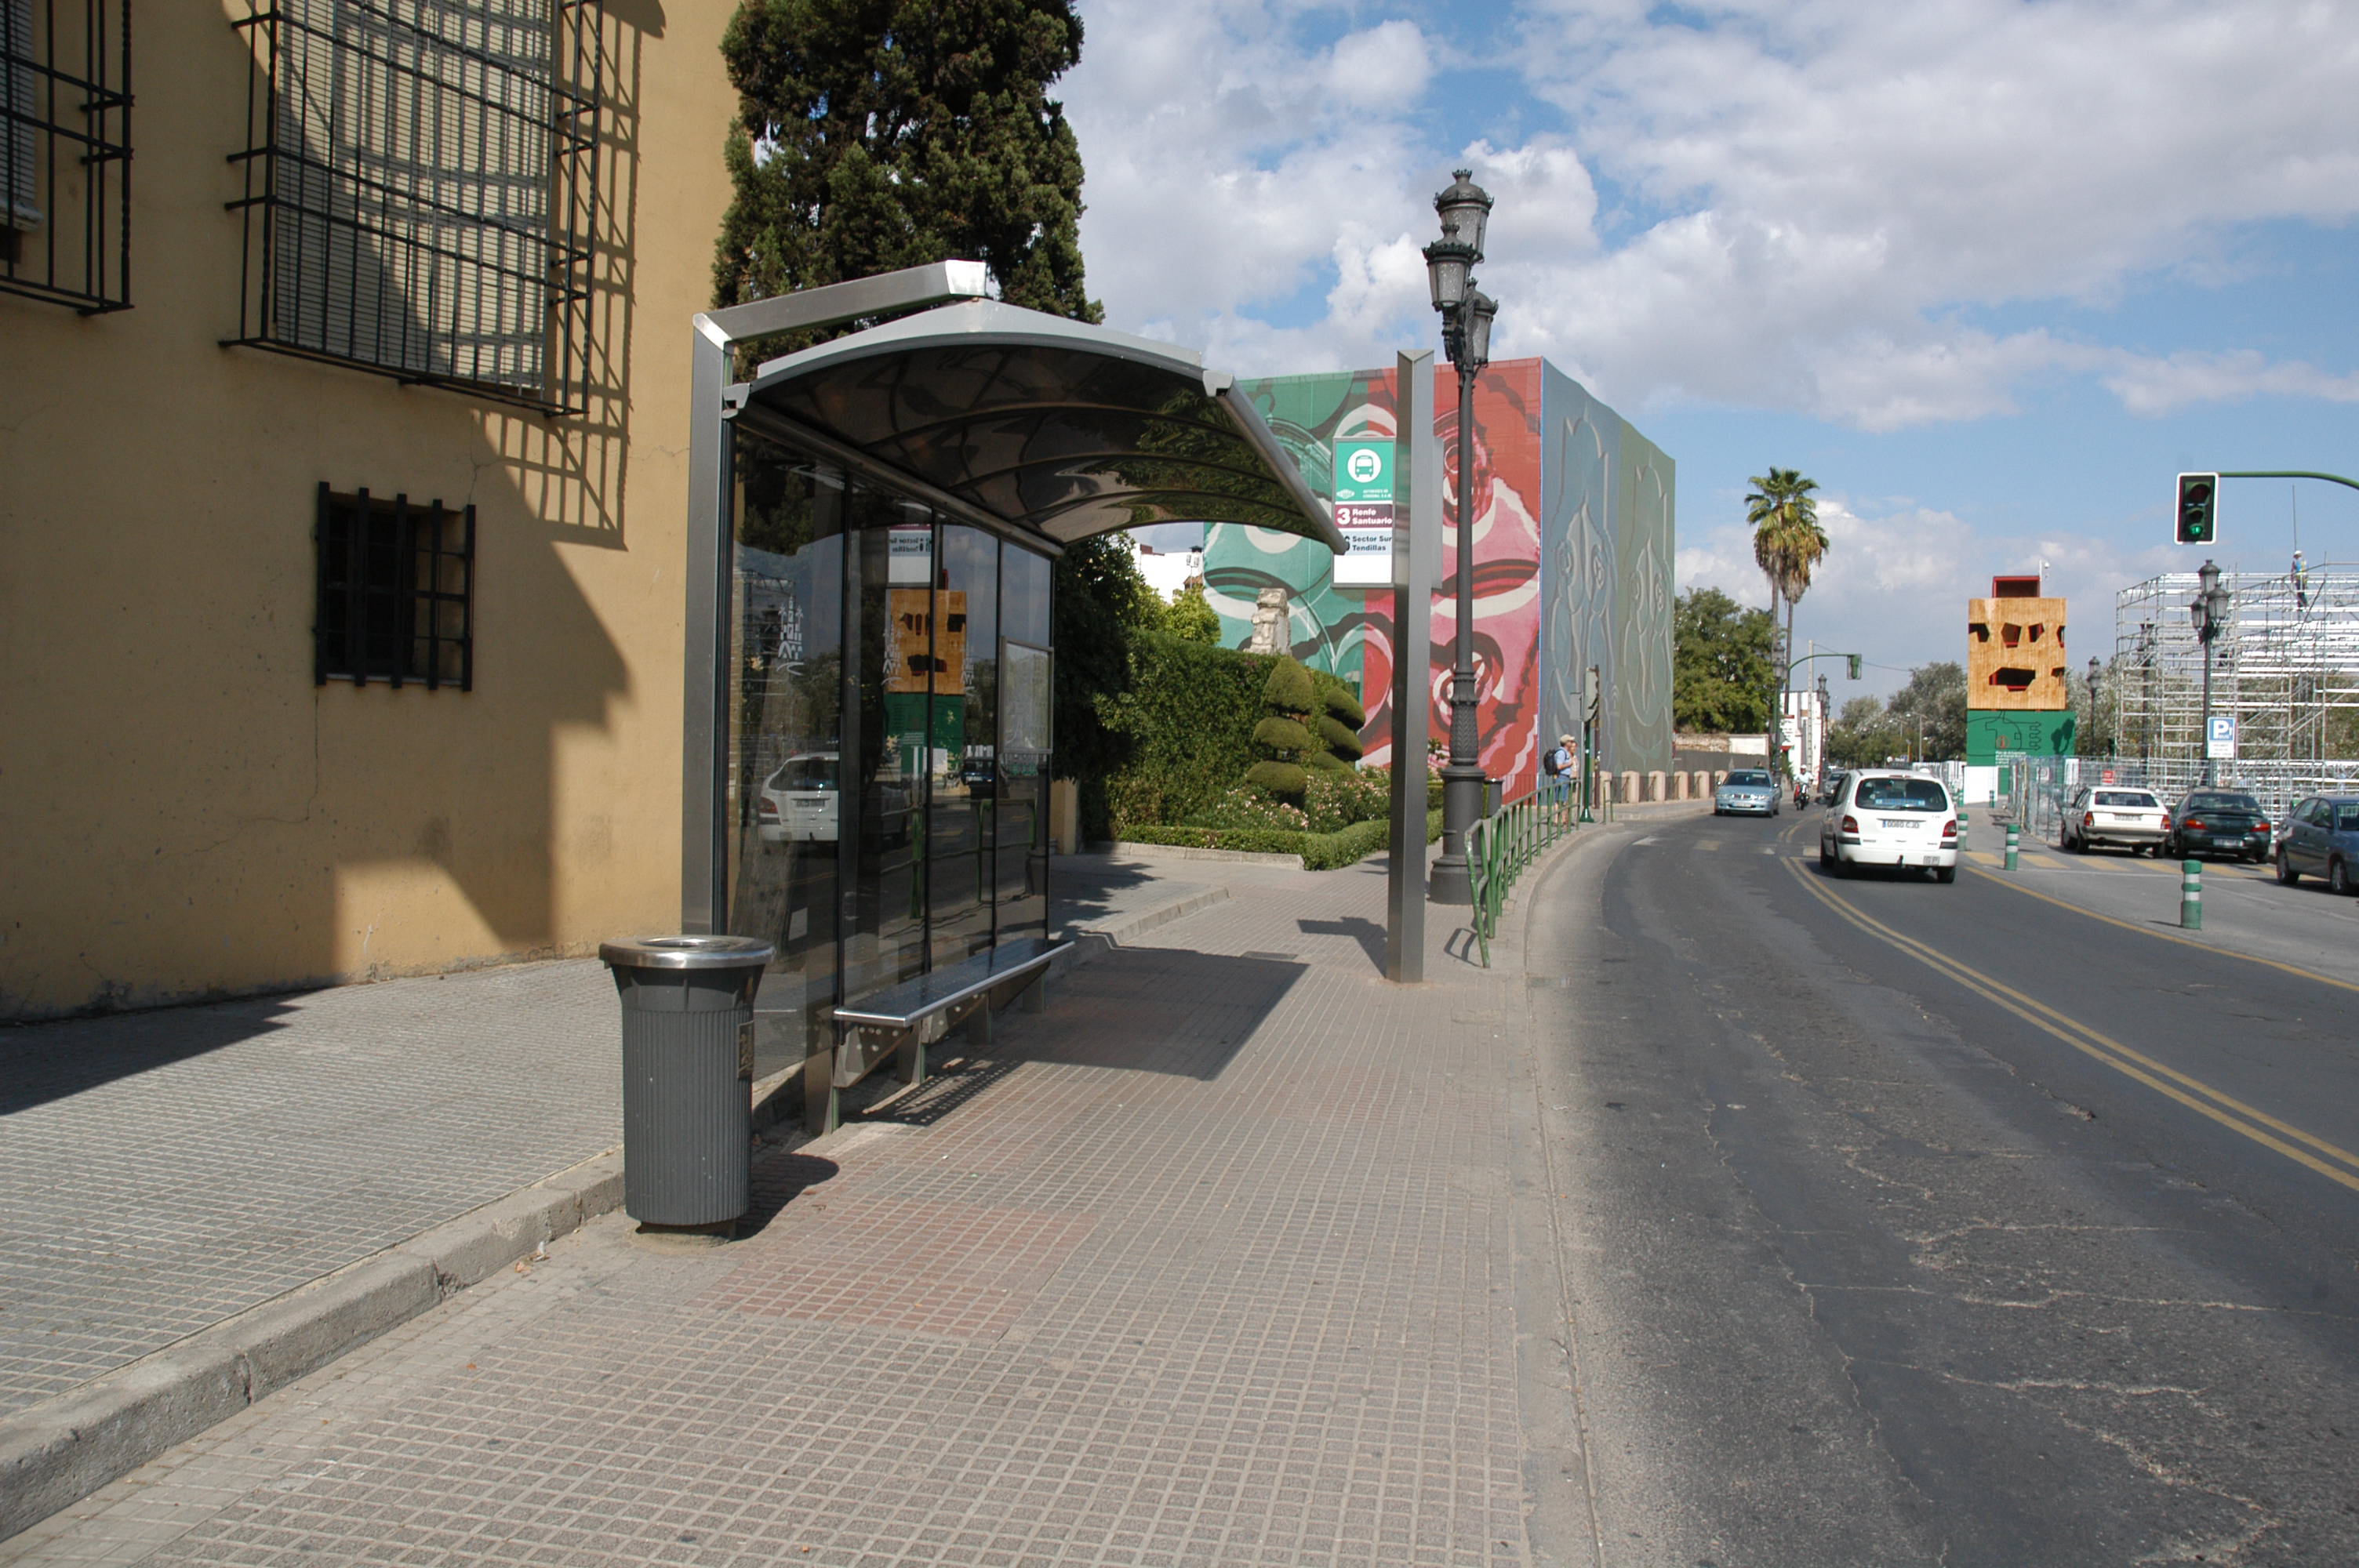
[1610,426,1676,774]
[1968,708,2076,764]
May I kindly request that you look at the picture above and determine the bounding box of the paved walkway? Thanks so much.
[3,837,1616,1566]
[0,961,624,1423]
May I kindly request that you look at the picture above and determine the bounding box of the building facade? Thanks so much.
[1200,358,1676,793]
[3,1,734,1018]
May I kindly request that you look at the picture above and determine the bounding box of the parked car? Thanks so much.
[758,753,840,843]
[2060,786,2170,855]
[958,757,998,797]
[2165,789,2272,862]
[1820,769,1959,880]
[1715,768,1779,817]
[758,753,912,846]
[2274,793,2359,891]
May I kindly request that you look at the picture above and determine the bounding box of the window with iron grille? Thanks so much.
[2,0,133,311]
[314,483,474,689]
[229,1,598,412]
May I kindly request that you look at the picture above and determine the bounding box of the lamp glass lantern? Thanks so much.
[1434,169,1493,257]
[1422,238,1474,313]
[1462,288,1497,369]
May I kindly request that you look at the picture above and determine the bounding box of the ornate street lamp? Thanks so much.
[2190,560,2230,785]
[1423,169,1496,906]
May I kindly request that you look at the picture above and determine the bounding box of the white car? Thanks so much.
[757,753,840,843]
[1820,769,1959,881]
[2060,786,2169,855]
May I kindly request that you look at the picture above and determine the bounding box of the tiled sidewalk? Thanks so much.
[0,960,624,1421]
[7,854,1561,1566]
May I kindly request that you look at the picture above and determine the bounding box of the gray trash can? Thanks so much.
[598,935,775,1229]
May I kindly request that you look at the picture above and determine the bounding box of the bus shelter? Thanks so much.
[682,267,1342,1074]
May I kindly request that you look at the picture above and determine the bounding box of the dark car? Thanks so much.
[2165,789,2272,862]
[958,758,998,797]
[2275,794,2359,892]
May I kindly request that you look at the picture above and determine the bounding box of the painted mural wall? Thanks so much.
[1204,358,1674,793]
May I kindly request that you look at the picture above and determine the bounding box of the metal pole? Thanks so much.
[1430,354,1483,905]
[2181,858,2203,929]
[2201,636,2215,787]
[2005,822,2019,870]
[1386,350,1438,982]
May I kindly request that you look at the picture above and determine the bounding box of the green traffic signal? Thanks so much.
[2175,472,2219,544]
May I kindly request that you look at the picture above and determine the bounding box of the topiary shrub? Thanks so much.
[1307,670,1366,768]
[1246,656,1319,803]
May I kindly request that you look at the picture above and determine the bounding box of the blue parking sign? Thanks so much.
[2206,714,2237,760]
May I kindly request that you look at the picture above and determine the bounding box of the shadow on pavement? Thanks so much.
[0,995,306,1116]
[1050,854,1188,935]
[1297,916,1387,971]
[740,1152,843,1236]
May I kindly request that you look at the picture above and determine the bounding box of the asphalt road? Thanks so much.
[1523,807,2359,1567]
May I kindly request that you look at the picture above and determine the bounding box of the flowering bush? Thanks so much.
[1300,768,1390,833]
[1187,786,1311,833]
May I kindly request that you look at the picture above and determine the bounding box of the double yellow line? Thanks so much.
[1780,857,2359,1194]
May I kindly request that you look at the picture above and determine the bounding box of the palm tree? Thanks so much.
[1746,467,1830,775]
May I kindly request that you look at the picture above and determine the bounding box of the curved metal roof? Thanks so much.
[735,301,1341,551]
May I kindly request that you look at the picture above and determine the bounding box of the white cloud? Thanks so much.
[2100,350,2359,416]
[1325,20,1431,107]
[1677,494,2189,684]
[1066,0,2359,423]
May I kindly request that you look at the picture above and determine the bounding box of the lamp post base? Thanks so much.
[1429,764,1487,906]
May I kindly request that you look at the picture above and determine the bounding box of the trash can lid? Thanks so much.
[598,935,776,971]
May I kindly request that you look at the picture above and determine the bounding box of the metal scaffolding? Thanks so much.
[2101,561,2359,815]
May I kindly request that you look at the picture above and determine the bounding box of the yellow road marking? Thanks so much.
[1965,850,2001,866]
[1965,862,2359,999]
[1782,859,2359,1194]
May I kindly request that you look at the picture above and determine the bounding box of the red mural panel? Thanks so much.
[1354,361,1547,797]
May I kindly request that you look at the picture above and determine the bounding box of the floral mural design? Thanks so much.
[1207,358,1674,794]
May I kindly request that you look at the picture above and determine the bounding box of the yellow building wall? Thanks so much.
[0,2,734,1018]
[1965,596,2070,711]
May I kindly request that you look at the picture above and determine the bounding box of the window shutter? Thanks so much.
[3,0,42,228]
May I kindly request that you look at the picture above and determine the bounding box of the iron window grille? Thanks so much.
[1,0,133,312]
[314,483,475,689]
[228,0,599,412]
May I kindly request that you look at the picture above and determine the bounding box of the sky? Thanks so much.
[1057,0,2359,699]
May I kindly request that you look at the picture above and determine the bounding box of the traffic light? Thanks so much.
[2175,472,2219,544]
[1846,654,1862,680]
[1584,665,1603,726]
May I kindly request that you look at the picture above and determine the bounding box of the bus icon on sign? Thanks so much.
[1346,448,1382,485]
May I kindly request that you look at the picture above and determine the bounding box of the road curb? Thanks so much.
[0,1147,624,1541]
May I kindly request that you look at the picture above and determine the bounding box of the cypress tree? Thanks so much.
[714,0,1101,325]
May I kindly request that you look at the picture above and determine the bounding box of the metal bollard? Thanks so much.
[2004,822,2019,870]
[2181,859,2202,930]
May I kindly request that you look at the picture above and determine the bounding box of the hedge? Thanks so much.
[1120,808,1443,871]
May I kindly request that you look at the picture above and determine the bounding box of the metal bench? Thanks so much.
[807,935,1070,1134]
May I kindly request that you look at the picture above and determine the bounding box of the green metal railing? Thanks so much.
[1466,778,1587,967]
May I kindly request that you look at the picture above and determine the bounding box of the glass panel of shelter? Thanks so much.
[725,423,1053,1079]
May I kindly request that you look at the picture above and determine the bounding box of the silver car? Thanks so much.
[1714,768,1779,817]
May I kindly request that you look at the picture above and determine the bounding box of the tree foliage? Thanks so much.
[1824,663,1970,766]
[1745,466,1830,694]
[1157,583,1220,643]
[715,0,1100,326]
[1054,534,1155,837]
[1673,587,1776,732]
